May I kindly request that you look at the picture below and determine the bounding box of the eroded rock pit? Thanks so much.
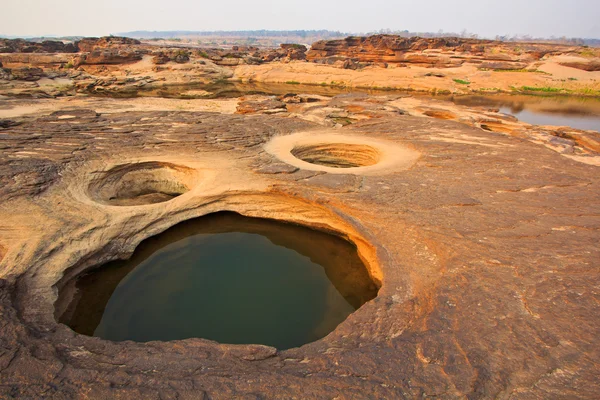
[87,161,198,206]
[290,143,381,168]
[265,131,421,175]
[422,109,458,120]
[56,212,379,349]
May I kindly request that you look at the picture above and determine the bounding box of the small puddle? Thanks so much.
[57,212,378,349]
[498,107,600,132]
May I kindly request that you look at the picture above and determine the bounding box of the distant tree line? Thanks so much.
[119,30,347,39]
[121,30,600,47]
[3,30,598,47]
[363,29,600,46]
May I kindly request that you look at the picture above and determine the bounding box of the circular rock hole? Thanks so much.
[88,162,198,206]
[422,109,457,120]
[55,212,379,349]
[290,143,381,168]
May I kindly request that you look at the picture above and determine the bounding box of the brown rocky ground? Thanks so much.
[0,86,599,398]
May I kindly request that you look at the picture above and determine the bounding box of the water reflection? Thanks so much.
[451,94,600,132]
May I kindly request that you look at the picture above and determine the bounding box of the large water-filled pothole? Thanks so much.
[56,212,379,349]
[88,161,198,206]
[290,143,381,168]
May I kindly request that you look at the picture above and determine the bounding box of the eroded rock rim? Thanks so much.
[87,161,199,206]
[54,210,380,348]
[265,131,421,175]
[290,143,382,168]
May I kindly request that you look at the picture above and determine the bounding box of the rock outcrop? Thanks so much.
[152,50,190,64]
[306,35,582,68]
[8,67,46,81]
[199,43,307,66]
[559,60,600,72]
[0,38,78,53]
[75,36,141,52]
[74,49,143,66]
[0,53,74,68]
[235,95,287,114]
[72,37,146,66]
[0,37,146,68]
[0,36,140,55]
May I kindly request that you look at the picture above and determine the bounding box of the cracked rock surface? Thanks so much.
[0,101,598,399]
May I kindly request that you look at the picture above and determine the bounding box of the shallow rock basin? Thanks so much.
[87,161,199,206]
[290,143,382,168]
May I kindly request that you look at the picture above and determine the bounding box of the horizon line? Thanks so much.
[1,29,599,42]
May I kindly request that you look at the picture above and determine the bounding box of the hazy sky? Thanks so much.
[2,0,599,38]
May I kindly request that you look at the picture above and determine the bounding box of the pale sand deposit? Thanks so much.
[233,57,600,95]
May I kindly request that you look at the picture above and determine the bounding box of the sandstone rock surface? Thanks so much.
[0,92,598,398]
[76,36,141,52]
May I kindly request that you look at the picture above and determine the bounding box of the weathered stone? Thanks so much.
[0,119,19,129]
[0,38,78,53]
[75,36,141,52]
[306,35,583,69]
[479,61,529,70]
[236,96,287,114]
[79,49,143,65]
[0,105,597,399]
[255,163,299,174]
[559,60,600,72]
[0,68,10,80]
[152,52,171,65]
[10,67,45,81]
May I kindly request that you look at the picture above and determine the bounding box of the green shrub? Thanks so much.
[520,86,562,93]
[453,79,470,85]
[491,68,549,74]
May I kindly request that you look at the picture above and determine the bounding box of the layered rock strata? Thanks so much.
[306,35,590,69]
